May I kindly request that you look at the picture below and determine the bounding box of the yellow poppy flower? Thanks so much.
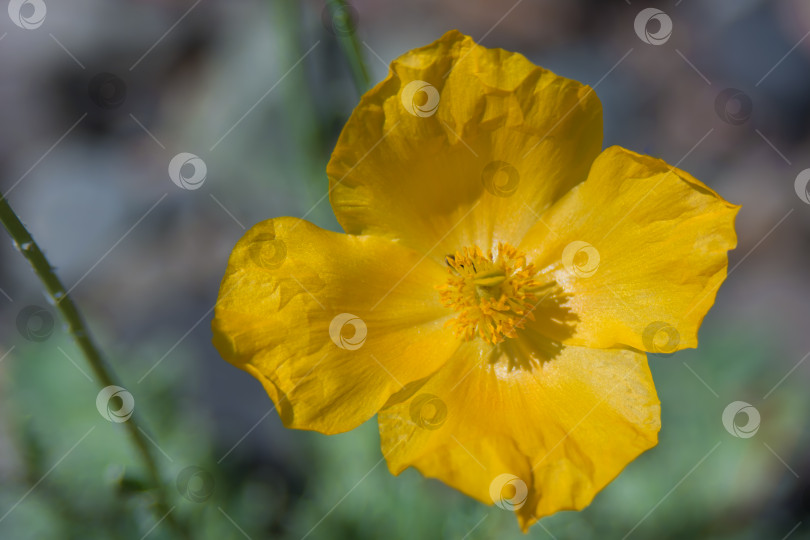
[212,30,738,531]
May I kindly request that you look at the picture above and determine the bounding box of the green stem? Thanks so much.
[326,0,371,95]
[0,193,190,540]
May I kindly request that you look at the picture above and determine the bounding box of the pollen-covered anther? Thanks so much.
[437,243,545,344]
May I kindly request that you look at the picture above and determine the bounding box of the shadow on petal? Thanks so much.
[487,284,578,372]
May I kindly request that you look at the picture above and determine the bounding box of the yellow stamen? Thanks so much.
[437,243,544,344]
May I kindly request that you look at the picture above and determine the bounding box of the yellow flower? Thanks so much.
[212,30,738,531]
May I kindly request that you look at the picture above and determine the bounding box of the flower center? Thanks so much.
[438,243,544,344]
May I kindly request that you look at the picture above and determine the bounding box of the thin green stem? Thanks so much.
[0,193,190,540]
[326,0,371,95]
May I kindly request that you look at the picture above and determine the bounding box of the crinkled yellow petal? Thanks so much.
[212,217,459,435]
[328,29,602,261]
[520,146,739,352]
[378,338,660,532]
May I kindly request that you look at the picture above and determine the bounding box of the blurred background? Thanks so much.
[1,0,809,538]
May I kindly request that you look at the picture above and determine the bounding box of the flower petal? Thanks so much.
[328,30,603,261]
[520,146,739,352]
[212,217,459,434]
[378,338,660,532]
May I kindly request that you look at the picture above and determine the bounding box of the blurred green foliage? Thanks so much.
[1,321,806,539]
